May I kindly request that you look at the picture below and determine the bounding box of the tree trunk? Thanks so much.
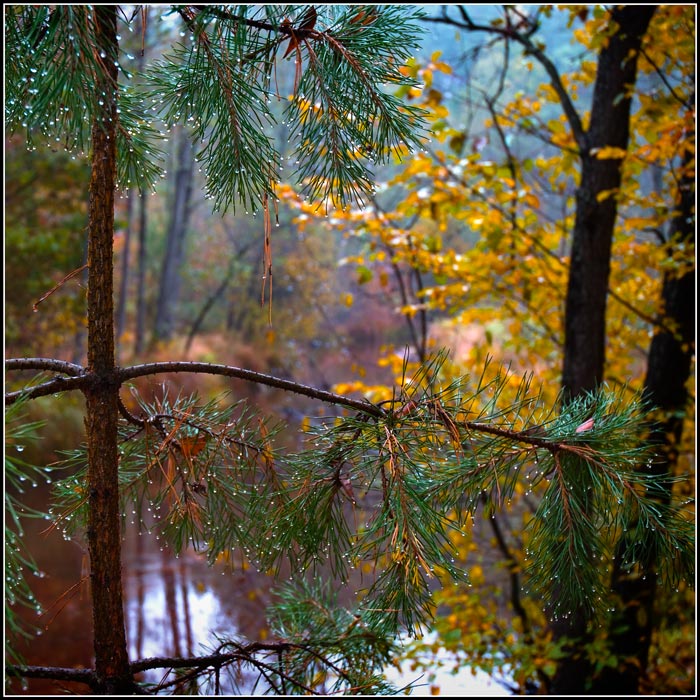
[592,149,695,695]
[553,6,657,694]
[561,5,657,398]
[84,6,134,693]
[135,190,148,356]
[154,127,195,342]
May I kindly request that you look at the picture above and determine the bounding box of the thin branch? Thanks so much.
[8,640,323,694]
[32,264,87,311]
[5,376,90,405]
[118,393,145,426]
[482,493,530,630]
[607,287,674,335]
[117,362,385,418]
[131,640,315,673]
[429,7,586,149]
[638,46,692,108]
[4,665,94,684]
[5,358,86,376]
[187,6,281,34]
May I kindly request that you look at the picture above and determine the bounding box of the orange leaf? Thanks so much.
[180,435,208,459]
[282,6,317,58]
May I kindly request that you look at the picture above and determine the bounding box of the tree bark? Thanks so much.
[84,6,134,693]
[154,127,195,342]
[553,6,657,694]
[592,148,695,695]
[561,5,657,399]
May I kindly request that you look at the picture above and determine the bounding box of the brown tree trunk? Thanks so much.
[553,6,657,694]
[84,6,134,693]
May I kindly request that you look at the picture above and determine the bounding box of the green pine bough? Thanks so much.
[7,354,694,691]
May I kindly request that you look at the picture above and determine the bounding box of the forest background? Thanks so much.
[4,4,695,696]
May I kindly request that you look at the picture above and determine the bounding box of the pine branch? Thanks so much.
[7,353,693,650]
[5,6,164,193]
[116,361,385,417]
[145,5,427,212]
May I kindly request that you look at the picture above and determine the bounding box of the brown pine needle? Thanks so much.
[32,263,88,312]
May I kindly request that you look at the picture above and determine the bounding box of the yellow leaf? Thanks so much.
[596,188,619,203]
[470,564,484,583]
[524,192,541,209]
[592,146,627,159]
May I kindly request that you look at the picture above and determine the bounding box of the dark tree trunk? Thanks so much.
[154,127,195,342]
[84,6,134,693]
[591,149,695,695]
[561,5,657,399]
[553,6,657,695]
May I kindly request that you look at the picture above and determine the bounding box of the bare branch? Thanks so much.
[117,361,385,418]
[5,377,90,405]
[5,358,86,376]
[5,665,94,685]
[4,356,385,418]
[428,6,586,149]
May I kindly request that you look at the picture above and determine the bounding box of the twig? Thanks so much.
[32,263,88,312]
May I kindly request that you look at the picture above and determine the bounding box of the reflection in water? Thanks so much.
[9,482,277,695]
[123,529,273,694]
[9,487,506,695]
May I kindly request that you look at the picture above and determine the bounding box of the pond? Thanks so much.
[7,481,510,696]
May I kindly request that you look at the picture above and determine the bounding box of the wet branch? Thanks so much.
[7,640,335,695]
[5,357,385,419]
[116,361,385,418]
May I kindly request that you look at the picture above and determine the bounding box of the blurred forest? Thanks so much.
[5,4,695,695]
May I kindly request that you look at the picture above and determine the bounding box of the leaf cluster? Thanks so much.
[146,5,428,213]
[262,580,402,695]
